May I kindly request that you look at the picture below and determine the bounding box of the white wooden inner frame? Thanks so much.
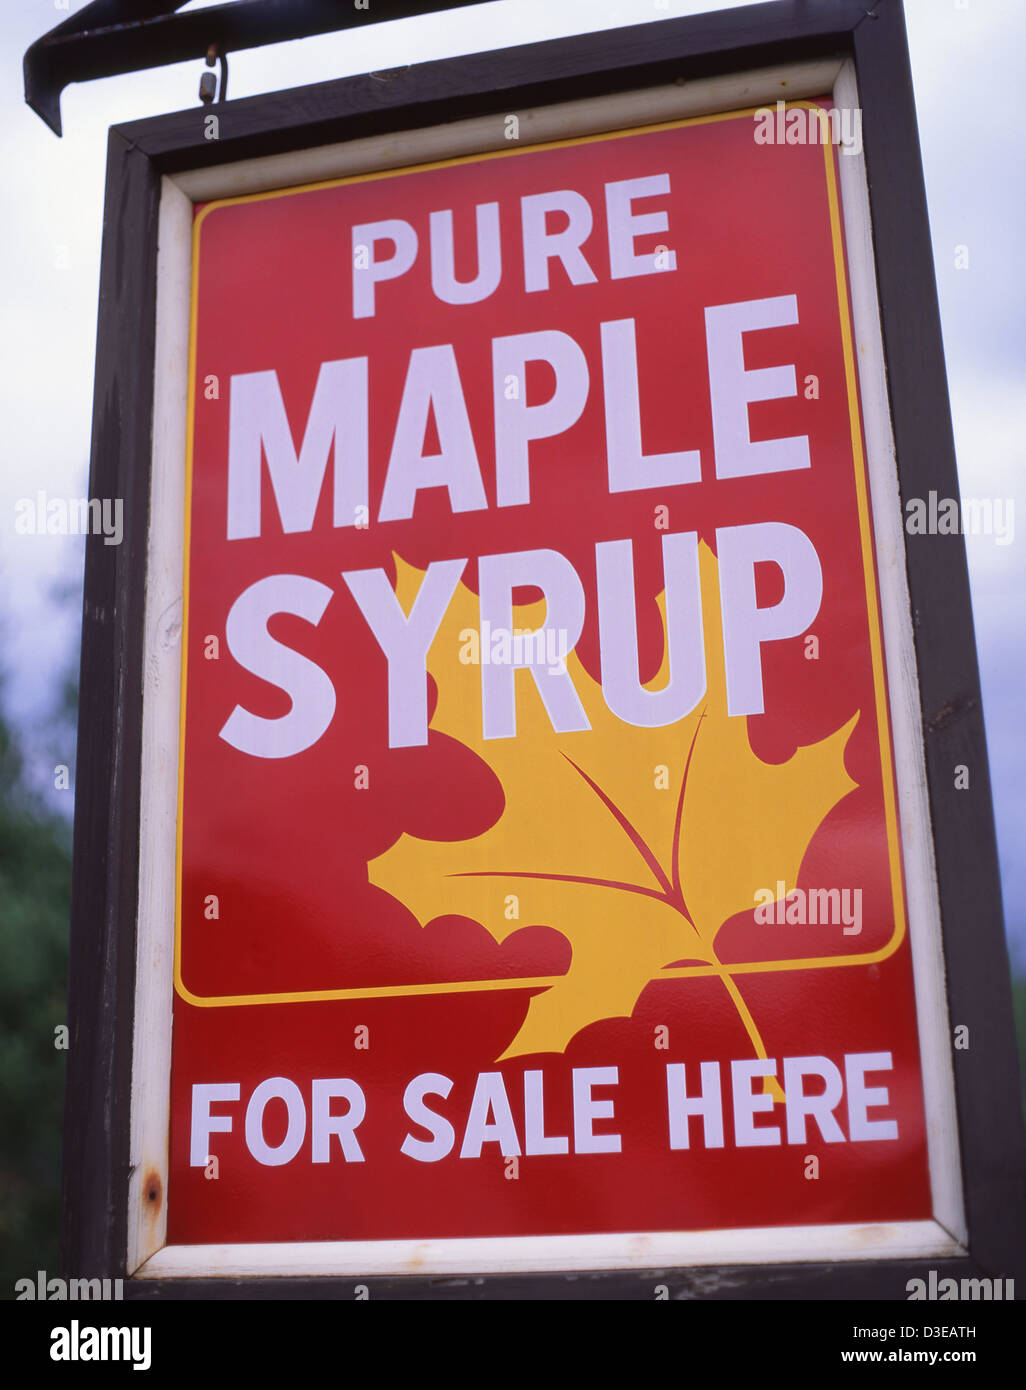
[130,55,966,1279]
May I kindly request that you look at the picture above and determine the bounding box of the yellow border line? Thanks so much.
[174,101,906,1009]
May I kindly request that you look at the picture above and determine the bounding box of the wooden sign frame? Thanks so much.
[64,0,1025,1299]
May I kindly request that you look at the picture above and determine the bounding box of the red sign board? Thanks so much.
[170,104,930,1254]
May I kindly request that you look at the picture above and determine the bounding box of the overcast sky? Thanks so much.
[1,0,1023,969]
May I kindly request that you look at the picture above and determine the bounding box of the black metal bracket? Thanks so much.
[23,0,496,136]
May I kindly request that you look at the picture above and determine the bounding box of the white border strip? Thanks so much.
[834,58,966,1247]
[128,175,191,1273]
[132,58,964,1279]
[137,1220,959,1280]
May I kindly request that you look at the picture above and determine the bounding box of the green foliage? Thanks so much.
[0,698,72,1294]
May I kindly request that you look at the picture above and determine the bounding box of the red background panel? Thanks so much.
[167,107,931,1244]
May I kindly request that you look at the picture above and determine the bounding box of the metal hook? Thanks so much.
[200,42,228,105]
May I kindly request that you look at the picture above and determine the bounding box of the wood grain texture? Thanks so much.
[62,129,160,1278]
[120,1255,997,1302]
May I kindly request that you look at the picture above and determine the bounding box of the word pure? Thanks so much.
[350,172,678,316]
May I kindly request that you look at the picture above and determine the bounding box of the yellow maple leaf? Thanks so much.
[369,542,858,1068]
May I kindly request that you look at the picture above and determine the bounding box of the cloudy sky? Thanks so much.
[1,0,1023,969]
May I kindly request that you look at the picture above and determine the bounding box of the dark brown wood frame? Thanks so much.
[64,0,1026,1299]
